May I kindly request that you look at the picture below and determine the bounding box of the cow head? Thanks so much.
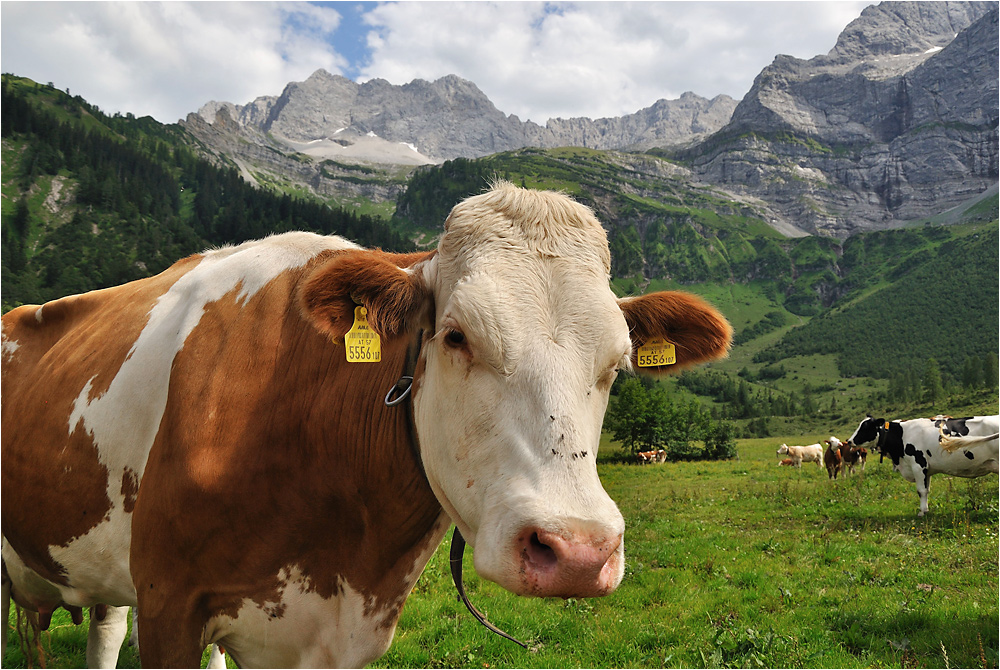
[847,416,884,449]
[776,444,789,455]
[300,182,732,599]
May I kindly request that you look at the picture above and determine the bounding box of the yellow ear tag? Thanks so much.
[344,306,381,363]
[884,421,890,430]
[637,338,676,367]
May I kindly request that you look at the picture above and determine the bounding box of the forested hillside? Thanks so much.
[1,75,409,310]
[756,226,999,378]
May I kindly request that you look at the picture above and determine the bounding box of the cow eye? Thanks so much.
[444,329,466,347]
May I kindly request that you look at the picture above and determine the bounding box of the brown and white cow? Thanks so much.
[823,437,845,479]
[636,449,666,464]
[2,182,732,667]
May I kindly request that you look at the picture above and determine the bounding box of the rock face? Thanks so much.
[546,93,738,151]
[690,1,998,237]
[185,70,736,162]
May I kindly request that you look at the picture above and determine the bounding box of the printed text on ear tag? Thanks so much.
[637,338,676,367]
[345,306,381,363]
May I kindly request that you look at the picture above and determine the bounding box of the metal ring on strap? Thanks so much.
[384,376,414,406]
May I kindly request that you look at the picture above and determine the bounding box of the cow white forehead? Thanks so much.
[436,182,611,283]
[443,269,628,377]
[430,184,626,374]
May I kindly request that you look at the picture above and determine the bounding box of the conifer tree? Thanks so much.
[985,353,999,391]
[923,358,944,404]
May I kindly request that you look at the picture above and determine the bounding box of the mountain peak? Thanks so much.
[825,0,994,63]
[305,68,335,82]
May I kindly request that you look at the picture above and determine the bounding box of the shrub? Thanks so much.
[605,376,737,461]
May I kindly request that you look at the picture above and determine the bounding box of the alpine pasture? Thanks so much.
[6,432,997,669]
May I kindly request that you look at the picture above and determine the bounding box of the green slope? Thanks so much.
[757,226,999,379]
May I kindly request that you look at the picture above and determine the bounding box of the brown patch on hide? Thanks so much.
[121,468,140,513]
[1,256,200,584]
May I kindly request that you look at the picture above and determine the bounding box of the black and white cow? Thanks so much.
[847,415,999,516]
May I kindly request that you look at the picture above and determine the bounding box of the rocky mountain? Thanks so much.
[181,70,737,211]
[187,71,736,163]
[181,0,997,239]
[688,1,998,236]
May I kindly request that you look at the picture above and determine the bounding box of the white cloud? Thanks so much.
[360,1,871,123]
[1,1,346,123]
[1,1,873,125]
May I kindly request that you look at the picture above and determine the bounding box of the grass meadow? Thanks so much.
[5,434,998,668]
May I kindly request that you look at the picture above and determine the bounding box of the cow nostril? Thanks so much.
[525,532,558,569]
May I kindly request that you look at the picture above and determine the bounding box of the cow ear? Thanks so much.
[618,291,733,374]
[300,249,435,339]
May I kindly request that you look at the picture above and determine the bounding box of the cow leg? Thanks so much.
[207,644,226,669]
[86,605,129,668]
[916,475,931,517]
[131,606,225,669]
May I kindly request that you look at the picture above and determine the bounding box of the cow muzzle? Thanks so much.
[515,526,623,598]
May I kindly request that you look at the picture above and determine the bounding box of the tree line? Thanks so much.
[604,376,738,461]
[882,355,998,405]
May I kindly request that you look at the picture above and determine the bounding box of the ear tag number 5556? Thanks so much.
[637,338,675,367]
[345,306,381,363]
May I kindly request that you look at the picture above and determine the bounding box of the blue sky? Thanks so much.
[1,1,871,125]
[312,1,378,80]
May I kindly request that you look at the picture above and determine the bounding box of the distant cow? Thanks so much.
[776,443,823,468]
[845,445,867,474]
[848,415,999,516]
[823,438,844,479]
[637,449,667,464]
[824,436,869,478]
[1,183,734,666]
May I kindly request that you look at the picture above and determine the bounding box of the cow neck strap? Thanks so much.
[385,329,424,476]
[876,421,888,463]
[384,331,527,650]
[449,527,528,648]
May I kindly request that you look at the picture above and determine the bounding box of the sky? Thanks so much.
[1,1,872,126]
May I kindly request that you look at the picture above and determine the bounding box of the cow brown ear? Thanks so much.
[300,249,434,339]
[618,291,733,374]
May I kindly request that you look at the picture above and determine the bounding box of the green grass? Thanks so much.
[6,435,997,668]
[377,439,998,669]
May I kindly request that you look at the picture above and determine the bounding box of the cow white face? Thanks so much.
[412,207,632,598]
[301,182,733,600]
